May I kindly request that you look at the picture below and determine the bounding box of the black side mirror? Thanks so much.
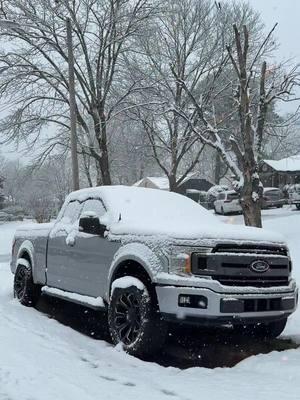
[79,214,106,236]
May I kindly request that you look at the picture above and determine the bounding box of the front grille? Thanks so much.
[220,296,295,313]
[213,244,288,257]
[213,275,289,287]
[221,262,287,270]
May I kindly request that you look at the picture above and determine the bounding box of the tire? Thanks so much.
[296,204,300,210]
[108,277,167,357]
[234,318,287,340]
[14,264,41,307]
[221,207,225,215]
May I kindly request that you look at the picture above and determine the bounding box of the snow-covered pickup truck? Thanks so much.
[11,186,298,356]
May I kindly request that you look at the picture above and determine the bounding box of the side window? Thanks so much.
[218,193,225,200]
[81,199,106,218]
[62,201,82,224]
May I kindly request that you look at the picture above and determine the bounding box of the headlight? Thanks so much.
[168,246,213,275]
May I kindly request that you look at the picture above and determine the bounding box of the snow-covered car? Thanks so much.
[262,187,286,209]
[288,184,300,210]
[11,186,297,356]
[214,190,242,215]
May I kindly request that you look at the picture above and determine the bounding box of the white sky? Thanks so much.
[247,0,300,61]
[245,0,300,113]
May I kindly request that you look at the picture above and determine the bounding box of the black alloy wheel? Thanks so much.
[108,278,167,357]
[14,264,40,307]
[114,291,142,345]
[14,265,27,299]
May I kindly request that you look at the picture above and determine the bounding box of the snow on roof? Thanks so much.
[147,177,170,190]
[65,185,285,243]
[133,172,212,190]
[264,155,300,172]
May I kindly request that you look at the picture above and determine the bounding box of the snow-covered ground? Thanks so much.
[1,208,300,400]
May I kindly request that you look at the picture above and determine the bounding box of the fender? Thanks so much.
[105,242,166,301]
[15,240,35,275]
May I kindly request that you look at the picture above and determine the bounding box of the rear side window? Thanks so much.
[81,199,106,218]
[62,201,82,224]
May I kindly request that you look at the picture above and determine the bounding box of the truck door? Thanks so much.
[46,199,83,291]
[68,198,119,297]
[47,197,119,298]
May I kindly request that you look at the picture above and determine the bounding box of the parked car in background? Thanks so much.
[262,187,285,209]
[214,190,242,215]
[207,185,229,209]
[288,184,300,210]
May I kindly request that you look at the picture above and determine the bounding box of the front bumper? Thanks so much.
[156,283,298,326]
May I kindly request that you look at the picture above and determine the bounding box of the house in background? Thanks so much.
[133,172,213,196]
[259,155,300,188]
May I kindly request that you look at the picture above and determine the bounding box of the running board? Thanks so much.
[41,286,106,310]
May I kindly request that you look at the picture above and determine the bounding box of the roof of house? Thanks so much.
[263,155,300,172]
[133,172,212,190]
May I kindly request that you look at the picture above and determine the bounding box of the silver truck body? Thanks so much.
[11,186,298,325]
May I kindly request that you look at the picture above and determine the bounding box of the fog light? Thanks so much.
[178,294,208,309]
[198,299,207,308]
[178,295,191,306]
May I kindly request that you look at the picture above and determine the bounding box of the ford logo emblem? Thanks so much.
[250,260,270,273]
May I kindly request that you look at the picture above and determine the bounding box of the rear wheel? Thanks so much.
[14,264,41,307]
[108,277,167,357]
[296,204,300,210]
[234,318,287,340]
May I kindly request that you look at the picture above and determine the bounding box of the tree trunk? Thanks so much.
[214,151,222,184]
[240,174,262,228]
[168,173,179,192]
[93,112,112,186]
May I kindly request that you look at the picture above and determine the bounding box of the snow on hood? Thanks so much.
[68,186,286,245]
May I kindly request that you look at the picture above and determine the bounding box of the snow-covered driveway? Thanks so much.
[1,208,300,400]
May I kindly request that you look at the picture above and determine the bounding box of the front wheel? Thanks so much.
[108,277,167,357]
[234,318,287,340]
[14,264,41,307]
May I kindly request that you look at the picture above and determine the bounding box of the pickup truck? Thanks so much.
[11,186,298,356]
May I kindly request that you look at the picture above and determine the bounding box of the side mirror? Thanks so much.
[79,212,106,236]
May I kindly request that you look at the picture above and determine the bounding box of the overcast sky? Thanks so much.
[245,0,300,114]
[247,0,300,61]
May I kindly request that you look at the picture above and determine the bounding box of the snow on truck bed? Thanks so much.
[66,185,286,244]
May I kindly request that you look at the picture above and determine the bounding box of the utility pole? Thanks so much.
[66,17,80,191]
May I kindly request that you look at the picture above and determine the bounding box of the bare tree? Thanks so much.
[0,0,156,185]
[128,0,223,191]
[174,24,300,227]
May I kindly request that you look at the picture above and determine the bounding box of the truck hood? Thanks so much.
[109,219,286,246]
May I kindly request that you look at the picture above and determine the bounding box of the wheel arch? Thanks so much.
[106,243,164,303]
[15,240,35,274]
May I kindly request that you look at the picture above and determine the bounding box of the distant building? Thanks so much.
[133,173,213,194]
[260,155,300,188]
